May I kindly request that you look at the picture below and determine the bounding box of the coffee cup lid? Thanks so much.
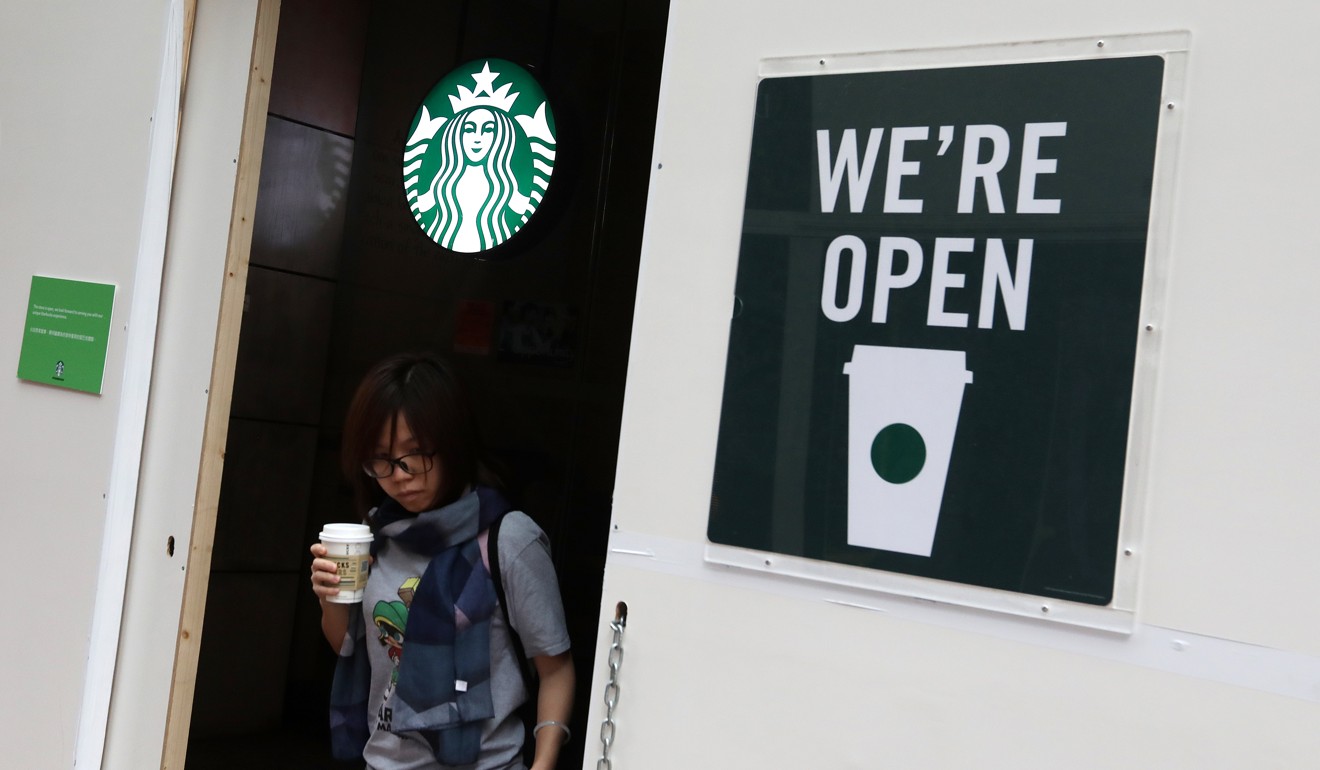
[320,523,373,542]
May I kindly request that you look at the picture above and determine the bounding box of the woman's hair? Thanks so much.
[428,107,519,250]
[340,352,498,515]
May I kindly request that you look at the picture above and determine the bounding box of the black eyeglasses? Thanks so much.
[362,452,435,478]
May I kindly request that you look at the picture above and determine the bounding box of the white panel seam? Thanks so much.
[607,528,1320,705]
[73,2,184,767]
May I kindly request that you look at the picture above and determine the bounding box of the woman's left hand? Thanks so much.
[529,651,575,770]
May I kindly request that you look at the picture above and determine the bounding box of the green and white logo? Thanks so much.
[404,59,557,253]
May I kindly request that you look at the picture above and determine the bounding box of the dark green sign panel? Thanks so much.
[709,56,1165,606]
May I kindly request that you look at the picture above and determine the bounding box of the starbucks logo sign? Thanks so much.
[404,59,557,253]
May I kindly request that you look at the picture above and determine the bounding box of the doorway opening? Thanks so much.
[184,1,668,767]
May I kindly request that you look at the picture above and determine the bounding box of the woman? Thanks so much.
[310,353,573,769]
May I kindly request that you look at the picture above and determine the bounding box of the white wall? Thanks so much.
[590,1,1320,766]
[0,1,169,767]
[0,2,264,767]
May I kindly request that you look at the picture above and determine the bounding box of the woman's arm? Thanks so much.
[309,542,351,654]
[496,513,574,768]
[529,651,575,770]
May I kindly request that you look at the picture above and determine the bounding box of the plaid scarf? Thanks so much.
[329,486,511,765]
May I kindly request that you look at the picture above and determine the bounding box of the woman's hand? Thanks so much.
[308,542,342,601]
[309,542,352,653]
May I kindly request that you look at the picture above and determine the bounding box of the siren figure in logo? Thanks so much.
[405,60,557,253]
[427,106,526,251]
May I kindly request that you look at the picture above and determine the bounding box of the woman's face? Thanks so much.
[461,108,496,163]
[373,412,444,513]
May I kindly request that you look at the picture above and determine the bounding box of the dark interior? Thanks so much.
[186,1,668,766]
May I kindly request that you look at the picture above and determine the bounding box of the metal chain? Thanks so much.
[597,601,627,770]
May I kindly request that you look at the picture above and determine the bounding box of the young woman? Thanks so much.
[309,353,573,769]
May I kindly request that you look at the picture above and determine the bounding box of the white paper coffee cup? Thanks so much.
[843,345,973,557]
[319,523,373,603]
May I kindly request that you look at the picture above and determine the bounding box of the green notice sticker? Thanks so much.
[17,276,116,394]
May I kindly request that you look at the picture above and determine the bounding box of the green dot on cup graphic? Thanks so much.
[871,423,926,484]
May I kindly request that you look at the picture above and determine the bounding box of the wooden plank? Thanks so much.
[159,1,282,767]
[176,0,197,138]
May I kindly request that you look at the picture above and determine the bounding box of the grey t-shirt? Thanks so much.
[358,511,570,770]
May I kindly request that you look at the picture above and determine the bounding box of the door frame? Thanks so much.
[159,1,281,767]
[88,1,282,768]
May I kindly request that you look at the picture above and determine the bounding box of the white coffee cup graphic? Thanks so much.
[319,523,374,603]
[842,345,973,556]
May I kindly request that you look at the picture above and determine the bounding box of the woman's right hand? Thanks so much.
[309,542,342,601]
[310,543,352,652]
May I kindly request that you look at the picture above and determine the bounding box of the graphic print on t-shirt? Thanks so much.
[373,576,419,730]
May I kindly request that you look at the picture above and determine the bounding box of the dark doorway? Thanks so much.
[186,1,668,767]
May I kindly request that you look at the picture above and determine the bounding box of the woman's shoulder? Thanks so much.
[494,510,550,558]
[496,509,557,562]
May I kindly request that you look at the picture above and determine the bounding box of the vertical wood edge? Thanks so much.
[159,1,282,767]
[176,0,198,138]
